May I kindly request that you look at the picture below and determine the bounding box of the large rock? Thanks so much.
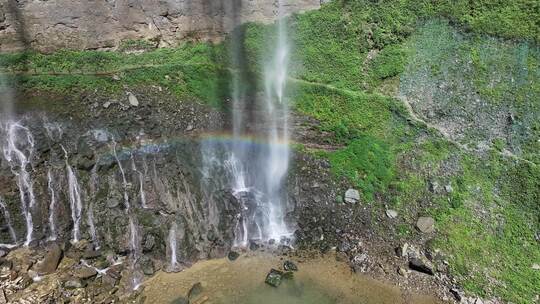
[265,269,284,287]
[37,244,63,275]
[408,258,434,275]
[127,92,139,107]
[416,217,435,233]
[73,266,98,279]
[344,189,360,204]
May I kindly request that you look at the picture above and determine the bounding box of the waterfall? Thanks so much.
[61,145,83,243]
[168,222,178,268]
[261,0,291,241]
[0,196,17,244]
[1,121,36,246]
[47,169,58,241]
[224,0,292,246]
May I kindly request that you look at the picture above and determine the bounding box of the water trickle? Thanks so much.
[61,145,83,243]
[111,138,130,210]
[0,196,17,244]
[131,154,148,209]
[46,169,58,241]
[1,121,36,246]
[128,216,144,290]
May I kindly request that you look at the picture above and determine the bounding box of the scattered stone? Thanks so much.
[227,251,240,261]
[283,260,298,271]
[344,189,360,204]
[143,234,156,252]
[265,269,284,287]
[397,266,408,278]
[351,253,369,273]
[112,75,121,81]
[0,250,6,258]
[249,240,262,251]
[64,277,85,289]
[416,217,435,233]
[188,282,203,301]
[73,266,98,279]
[37,243,63,275]
[532,263,540,270]
[140,256,155,275]
[106,198,120,209]
[128,92,139,107]
[445,184,453,193]
[185,124,194,131]
[386,209,398,219]
[428,180,439,193]
[103,101,112,109]
[450,288,463,302]
[408,258,434,275]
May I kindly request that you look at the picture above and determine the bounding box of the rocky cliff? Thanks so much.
[0,0,320,52]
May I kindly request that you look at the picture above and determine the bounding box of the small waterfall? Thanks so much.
[1,121,36,246]
[46,169,58,241]
[61,145,83,243]
[131,154,147,209]
[0,197,17,244]
[168,222,178,268]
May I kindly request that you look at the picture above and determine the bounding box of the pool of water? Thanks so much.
[142,252,443,304]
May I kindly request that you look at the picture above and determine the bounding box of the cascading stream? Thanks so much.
[2,121,37,246]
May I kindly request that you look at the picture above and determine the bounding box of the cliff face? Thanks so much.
[0,0,320,52]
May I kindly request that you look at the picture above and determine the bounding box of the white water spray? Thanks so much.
[2,121,36,246]
[61,145,84,243]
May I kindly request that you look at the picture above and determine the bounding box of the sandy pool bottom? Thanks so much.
[142,252,444,304]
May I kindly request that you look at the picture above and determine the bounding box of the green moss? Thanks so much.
[329,136,395,201]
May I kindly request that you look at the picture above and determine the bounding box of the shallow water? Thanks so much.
[142,252,443,304]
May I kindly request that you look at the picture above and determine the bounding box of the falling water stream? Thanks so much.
[221,0,292,247]
[46,169,58,241]
[61,145,84,243]
[2,121,37,246]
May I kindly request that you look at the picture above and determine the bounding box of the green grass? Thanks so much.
[0,43,230,107]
